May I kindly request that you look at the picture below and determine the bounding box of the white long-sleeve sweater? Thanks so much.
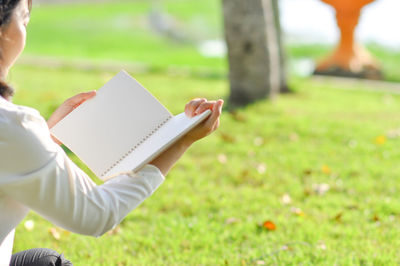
[0,96,165,265]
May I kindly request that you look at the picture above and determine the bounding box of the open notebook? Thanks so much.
[50,70,211,181]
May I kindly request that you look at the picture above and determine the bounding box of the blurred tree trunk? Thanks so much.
[271,0,290,93]
[222,0,288,108]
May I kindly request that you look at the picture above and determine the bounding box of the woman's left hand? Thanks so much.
[182,98,224,144]
[47,91,96,144]
[149,98,224,175]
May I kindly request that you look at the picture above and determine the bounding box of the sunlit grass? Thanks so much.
[25,0,225,72]
[9,64,400,264]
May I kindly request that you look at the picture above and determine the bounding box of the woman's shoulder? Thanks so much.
[0,96,52,144]
[0,98,58,176]
[0,97,49,140]
[0,96,42,122]
[0,97,47,137]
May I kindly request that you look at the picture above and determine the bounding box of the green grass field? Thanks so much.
[10,64,400,265]
[7,0,400,264]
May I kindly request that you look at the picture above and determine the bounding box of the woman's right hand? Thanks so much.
[47,91,97,130]
[47,91,96,144]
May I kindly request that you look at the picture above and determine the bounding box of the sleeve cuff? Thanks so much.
[130,164,165,192]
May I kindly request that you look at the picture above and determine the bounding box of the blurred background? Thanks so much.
[15,0,400,81]
[282,0,400,47]
[10,0,400,264]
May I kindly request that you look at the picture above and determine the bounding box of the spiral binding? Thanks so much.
[100,115,172,177]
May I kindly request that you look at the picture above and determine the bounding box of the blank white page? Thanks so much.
[106,110,211,179]
[50,70,172,177]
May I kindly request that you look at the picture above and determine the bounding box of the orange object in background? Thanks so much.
[314,0,382,79]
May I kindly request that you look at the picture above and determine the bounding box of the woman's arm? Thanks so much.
[1,95,222,236]
[0,105,164,237]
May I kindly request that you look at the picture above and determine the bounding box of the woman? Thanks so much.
[0,0,224,265]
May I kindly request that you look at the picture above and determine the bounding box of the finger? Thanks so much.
[204,99,223,128]
[210,100,223,130]
[65,91,97,107]
[185,98,206,117]
[210,118,220,133]
[194,101,216,115]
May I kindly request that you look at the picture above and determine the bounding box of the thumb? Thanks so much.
[205,99,223,127]
[66,90,97,107]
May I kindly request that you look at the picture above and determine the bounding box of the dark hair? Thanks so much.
[0,0,29,27]
[0,79,14,99]
[0,0,32,99]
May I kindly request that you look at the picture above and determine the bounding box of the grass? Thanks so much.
[25,0,225,72]
[9,64,400,264]
[7,1,400,264]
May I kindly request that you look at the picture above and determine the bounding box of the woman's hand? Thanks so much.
[182,98,224,145]
[47,91,96,144]
[149,98,223,175]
